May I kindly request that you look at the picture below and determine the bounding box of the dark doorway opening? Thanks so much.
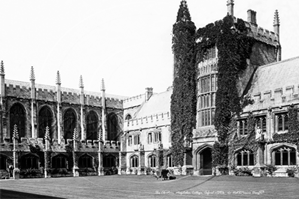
[201,148,212,175]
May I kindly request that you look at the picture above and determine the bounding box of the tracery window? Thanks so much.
[86,111,98,141]
[20,154,39,169]
[130,155,139,168]
[236,150,254,166]
[10,103,26,141]
[103,155,116,167]
[63,109,77,141]
[274,146,296,166]
[52,155,67,169]
[107,113,119,141]
[38,106,53,139]
[78,154,93,168]
[237,119,248,136]
[255,116,267,133]
[275,113,288,132]
[148,155,156,168]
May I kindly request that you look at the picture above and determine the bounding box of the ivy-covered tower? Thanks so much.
[171,0,197,172]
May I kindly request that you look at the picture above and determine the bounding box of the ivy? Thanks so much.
[171,1,197,167]
[272,106,299,149]
[195,15,255,166]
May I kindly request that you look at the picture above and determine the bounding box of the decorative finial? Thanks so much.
[79,75,84,89]
[101,78,105,91]
[0,61,4,75]
[13,124,19,139]
[273,10,280,26]
[56,71,61,85]
[30,66,35,81]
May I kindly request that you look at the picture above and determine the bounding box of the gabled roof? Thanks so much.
[134,88,172,119]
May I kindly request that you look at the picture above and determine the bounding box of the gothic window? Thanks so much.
[274,146,296,166]
[236,150,254,166]
[147,133,152,144]
[134,135,140,145]
[125,114,132,120]
[148,155,156,168]
[38,106,53,139]
[103,155,116,167]
[128,136,132,146]
[63,109,77,141]
[86,111,98,141]
[198,74,216,127]
[107,113,119,141]
[10,103,26,141]
[237,119,248,136]
[275,113,288,132]
[255,116,266,133]
[167,155,174,167]
[52,155,67,169]
[154,132,161,143]
[78,154,93,168]
[20,154,39,169]
[130,155,139,168]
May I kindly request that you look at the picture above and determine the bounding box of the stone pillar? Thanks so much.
[98,141,104,176]
[56,71,62,144]
[79,75,85,141]
[0,61,5,142]
[44,126,51,178]
[30,66,36,138]
[73,129,79,177]
[101,79,106,143]
[12,124,19,179]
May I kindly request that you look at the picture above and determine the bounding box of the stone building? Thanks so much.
[0,0,298,179]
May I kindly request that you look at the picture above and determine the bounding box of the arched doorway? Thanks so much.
[200,147,212,175]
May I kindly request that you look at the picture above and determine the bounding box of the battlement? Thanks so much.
[244,22,279,46]
[123,93,146,109]
[124,112,170,131]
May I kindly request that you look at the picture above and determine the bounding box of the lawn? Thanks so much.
[0,175,298,199]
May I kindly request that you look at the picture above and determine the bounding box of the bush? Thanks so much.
[265,164,277,177]
[0,170,10,179]
[20,168,41,178]
[232,167,253,176]
[286,166,298,177]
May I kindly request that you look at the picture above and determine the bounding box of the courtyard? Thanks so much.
[0,175,298,199]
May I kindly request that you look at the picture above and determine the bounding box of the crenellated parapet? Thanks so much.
[123,94,146,109]
[124,112,170,131]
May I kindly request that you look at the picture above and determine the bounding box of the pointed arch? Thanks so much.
[9,103,26,141]
[107,113,120,141]
[63,108,77,140]
[38,105,53,139]
[86,111,98,141]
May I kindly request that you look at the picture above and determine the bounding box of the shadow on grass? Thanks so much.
[0,189,65,199]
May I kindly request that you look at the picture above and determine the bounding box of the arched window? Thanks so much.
[10,103,26,141]
[236,150,254,166]
[86,111,98,141]
[154,132,161,143]
[107,113,119,141]
[103,155,116,167]
[20,154,39,169]
[78,154,93,168]
[167,154,174,167]
[63,109,77,141]
[128,136,132,146]
[134,135,140,145]
[38,106,53,139]
[52,155,67,169]
[125,114,132,120]
[147,133,152,144]
[274,146,296,166]
[148,155,156,168]
[130,155,139,168]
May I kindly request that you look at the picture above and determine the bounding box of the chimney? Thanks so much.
[247,10,257,26]
[145,87,153,101]
[227,0,234,16]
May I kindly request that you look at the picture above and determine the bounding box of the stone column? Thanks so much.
[56,71,62,144]
[44,126,51,178]
[72,129,79,177]
[30,66,36,138]
[12,124,19,179]
[98,141,104,176]
[79,75,85,141]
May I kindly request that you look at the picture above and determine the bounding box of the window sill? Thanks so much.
[276,130,288,135]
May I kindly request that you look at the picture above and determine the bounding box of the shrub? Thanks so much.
[286,166,298,177]
[0,170,10,179]
[265,164,277,177]
[232,167,253,176]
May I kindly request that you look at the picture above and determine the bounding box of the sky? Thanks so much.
[0,0,299,98]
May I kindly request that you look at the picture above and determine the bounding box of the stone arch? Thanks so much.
[125,114,132,120]
[86,110,99,141]
[63,108,77,141]
[38,105,54,139]
[78,153,94,168]
[194,144,213,175]
[270,143,298,166]
[9,102,26,141]
[19,153,40,169]
[103,154,116,168]
[107,113,120,141]
[0,154,12,170]
[52,154,68,169]
[129,154,139,168]
[147,153,157,168]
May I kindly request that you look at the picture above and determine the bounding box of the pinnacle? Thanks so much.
[0,60,4,75]
[101,78,105,91]
[79,75,84,88]
[56,71,61,85]
[30,66,35,81]
[273,10,280,25]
